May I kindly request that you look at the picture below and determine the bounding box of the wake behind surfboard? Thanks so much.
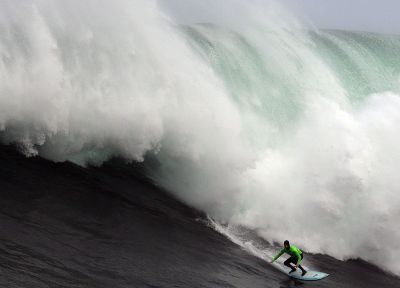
[272,263,329,281]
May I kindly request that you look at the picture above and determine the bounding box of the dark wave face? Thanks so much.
[0,144,399,288]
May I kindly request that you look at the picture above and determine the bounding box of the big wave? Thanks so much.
[1,0,400,276]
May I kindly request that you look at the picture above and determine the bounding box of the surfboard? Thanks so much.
[274,263,329,281]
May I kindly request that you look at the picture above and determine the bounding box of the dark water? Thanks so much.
[0,145,398,287]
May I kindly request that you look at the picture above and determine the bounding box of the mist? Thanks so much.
[160,0,400,34]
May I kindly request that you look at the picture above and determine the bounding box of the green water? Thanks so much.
[185,25,400,127]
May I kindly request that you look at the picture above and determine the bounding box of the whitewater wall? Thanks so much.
[1,0,400,276]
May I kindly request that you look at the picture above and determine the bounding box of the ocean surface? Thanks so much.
[1,144,399,287]
[1,1,400,286]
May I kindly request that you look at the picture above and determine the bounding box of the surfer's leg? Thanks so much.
[284,257,296,273]
[298,254,307,276]
[299,265,307,275]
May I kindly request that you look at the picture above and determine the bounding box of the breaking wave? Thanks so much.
[1,0,400,276]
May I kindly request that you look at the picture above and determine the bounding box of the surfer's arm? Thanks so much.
[271,249,285,262]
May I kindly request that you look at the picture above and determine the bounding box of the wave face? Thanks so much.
[1,0,400,276]
[3,144,400,288]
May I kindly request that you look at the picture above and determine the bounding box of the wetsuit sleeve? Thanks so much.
[271,249,285,262]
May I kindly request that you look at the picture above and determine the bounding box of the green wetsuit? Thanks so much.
[272,245,303,265]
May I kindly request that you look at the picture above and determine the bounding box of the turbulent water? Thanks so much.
[1,0,400,286]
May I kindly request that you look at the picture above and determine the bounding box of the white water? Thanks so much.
[1,0,400,276]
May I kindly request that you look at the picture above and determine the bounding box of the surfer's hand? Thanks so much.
[294,265,298,269]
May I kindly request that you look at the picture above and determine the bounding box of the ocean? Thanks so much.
[0,1,400,287]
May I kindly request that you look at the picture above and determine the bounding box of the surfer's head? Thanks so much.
[284,240,290,249]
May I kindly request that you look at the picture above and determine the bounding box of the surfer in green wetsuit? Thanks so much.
[271,240,307,276]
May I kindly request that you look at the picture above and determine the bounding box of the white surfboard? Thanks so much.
[273,263,329,281]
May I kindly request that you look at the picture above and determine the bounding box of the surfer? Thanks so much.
[271,240,307,276]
